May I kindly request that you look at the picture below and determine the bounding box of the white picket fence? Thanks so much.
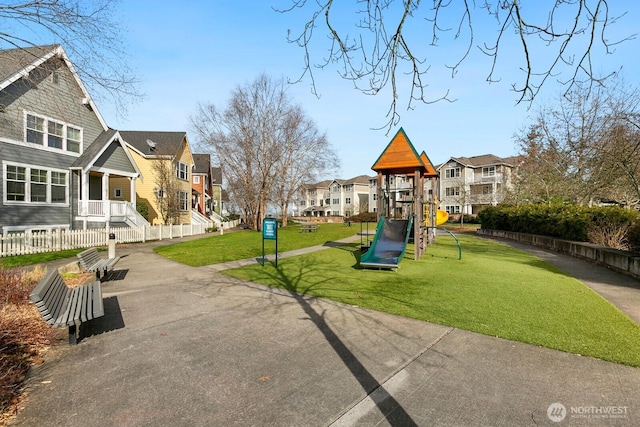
[0,224,209,257]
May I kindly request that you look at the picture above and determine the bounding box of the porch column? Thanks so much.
[129,177,136,206]
[102,173,110,222]
[81,171,90,216]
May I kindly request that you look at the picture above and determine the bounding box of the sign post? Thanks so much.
[262,217,278,267]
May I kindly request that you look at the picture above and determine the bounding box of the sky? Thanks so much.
[89,0,640,180]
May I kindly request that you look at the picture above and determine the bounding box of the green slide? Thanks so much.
[360,216,413,269]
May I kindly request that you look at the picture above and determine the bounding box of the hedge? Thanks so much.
[478,204,640,251]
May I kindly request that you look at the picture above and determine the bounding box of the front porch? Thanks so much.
[74,170,148,229]
[77,199,147,228]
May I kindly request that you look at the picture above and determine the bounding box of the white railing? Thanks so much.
[191,210,213,227]
[0,223,207,257]
[124,203,150,228]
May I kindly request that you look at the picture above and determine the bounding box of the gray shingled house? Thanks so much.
[0,44,143,234]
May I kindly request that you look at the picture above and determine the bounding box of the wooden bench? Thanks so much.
[300,224,319,233]
[77,247,120,279]
[30,269,104,345]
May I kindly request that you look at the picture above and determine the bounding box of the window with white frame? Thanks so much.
[445,167,461,178]
[344,184,353,191]
[445,186,460,197]
[4,163,68,204]
[193,175,201,184]
[67,127,81,153]
[345,197,351,204]
[47,120,64,149]
[482,166,496,177]
[177,190,189,211]
[114,188,122,198]
[373,193,378,200]
[176,161,189,181]
[155,187,165,199]
[332,184,340,192]
[332,198,339,204]
[445,205,461,214]
[25,112,83,153]
[299,200,306,207]
[482,185,493,195]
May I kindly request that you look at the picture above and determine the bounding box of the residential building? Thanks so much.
[192,153,213,216]
[296,175,373,217]
[210,166,226,217]
[437,154,517,216]
[0,44,142,234]
[117,131,195,225]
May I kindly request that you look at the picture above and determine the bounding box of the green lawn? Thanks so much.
[0,248,84,269]
[154,222,364,266]
[219,233,640,367]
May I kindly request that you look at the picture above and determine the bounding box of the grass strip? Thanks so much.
[221,233,640,367]
[154,222,364,266]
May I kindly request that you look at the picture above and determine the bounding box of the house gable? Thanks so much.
[0,46,107,158]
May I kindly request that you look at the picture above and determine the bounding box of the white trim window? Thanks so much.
[445,167,461,178]
[482,166,496,177]
[24,112,83,153]
[193,175,201,184]
[176,161,189,181]
[4,162,68,205]
[177,190,189,211]
[445,205,461,214]
[445,186,460,197]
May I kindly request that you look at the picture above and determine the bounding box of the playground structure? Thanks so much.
[360,128,446,269]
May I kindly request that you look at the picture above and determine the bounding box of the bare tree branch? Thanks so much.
[277,0,634,132]
[0,0,141,117]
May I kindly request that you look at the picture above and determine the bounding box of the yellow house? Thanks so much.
[114,131,195,225]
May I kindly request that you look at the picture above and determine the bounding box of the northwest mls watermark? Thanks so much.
[547,402,629,422]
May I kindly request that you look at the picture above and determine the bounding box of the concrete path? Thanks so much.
[9,233,640,426]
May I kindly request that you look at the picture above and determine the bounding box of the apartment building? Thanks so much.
[296,175,373,217]
[437,154,518,216]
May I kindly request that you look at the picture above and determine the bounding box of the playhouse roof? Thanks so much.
[371,128,426,175]
[420,151,439,178]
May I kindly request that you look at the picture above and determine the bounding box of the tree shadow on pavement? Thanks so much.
[263,261,419,426]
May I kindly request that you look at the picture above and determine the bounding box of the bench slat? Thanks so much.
[77,247,120,279]
[30,269,105,344]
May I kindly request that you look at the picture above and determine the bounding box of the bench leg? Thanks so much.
[69,324,78,345]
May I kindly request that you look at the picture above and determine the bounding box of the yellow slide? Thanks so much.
[435,209,449,226]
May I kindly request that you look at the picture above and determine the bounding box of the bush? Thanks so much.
[479,204,640,249]
[136,201,149,221]
[346,212,378,223]
[0,265,53,423]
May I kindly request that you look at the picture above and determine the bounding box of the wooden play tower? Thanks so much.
[371,128,439,260]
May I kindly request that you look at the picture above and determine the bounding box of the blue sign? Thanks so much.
[263,218,277,240]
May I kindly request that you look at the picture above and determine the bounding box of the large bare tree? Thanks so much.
[270,106,338,226]
[514,78,640,206]
[191,74,338,230]
[0,0,139,115]
[278,0,633,130]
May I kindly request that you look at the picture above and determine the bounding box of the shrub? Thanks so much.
[346,212,377,223]
[0,265,53,423]
[479,204,640,249]
[136,201,149,221]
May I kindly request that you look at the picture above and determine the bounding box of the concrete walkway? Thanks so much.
[10,233,640,426]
